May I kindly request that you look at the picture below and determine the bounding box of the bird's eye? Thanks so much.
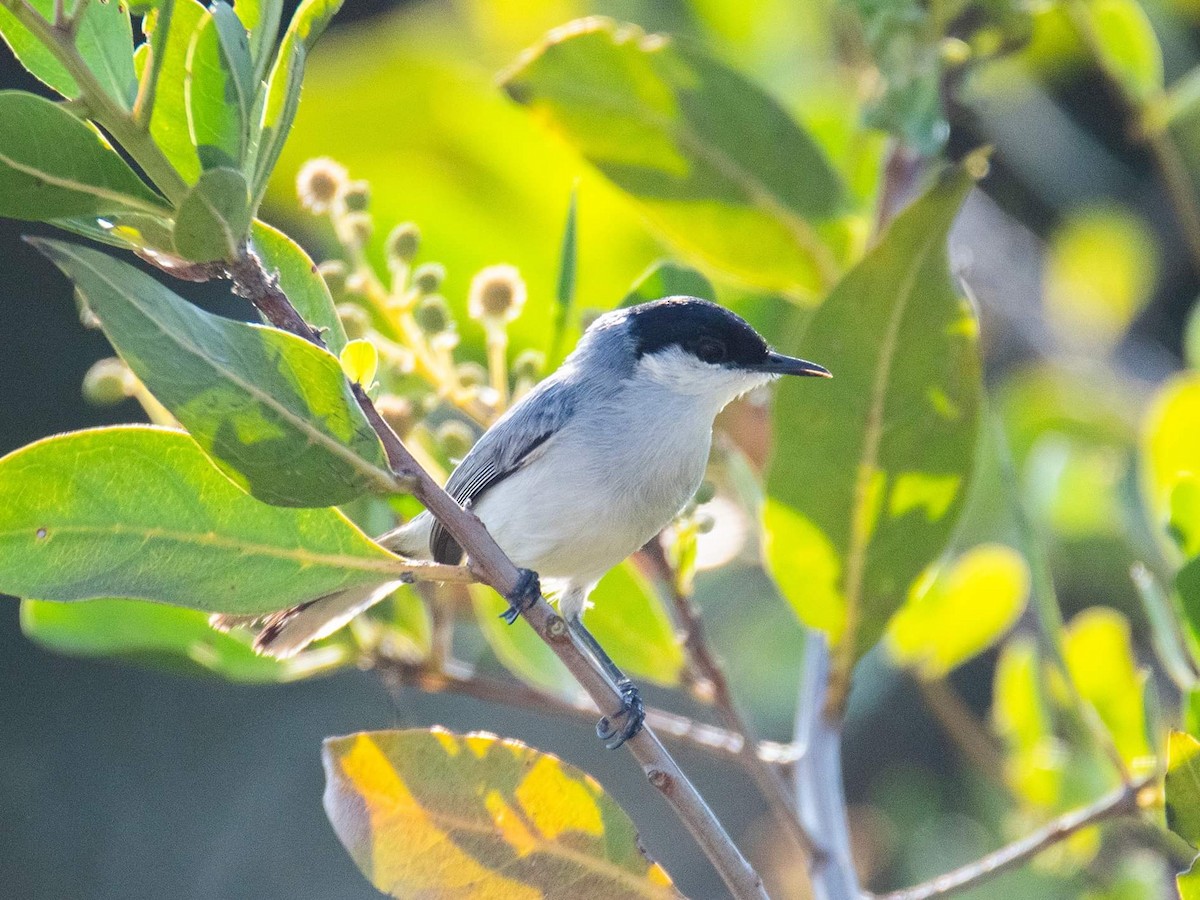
[695,337,726,364]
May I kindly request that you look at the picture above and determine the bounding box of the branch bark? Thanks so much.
[227,248,769,900]
[876,775,1152,900]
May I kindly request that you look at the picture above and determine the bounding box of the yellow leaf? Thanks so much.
[339,338,378,386]
[1143,374,1200,555]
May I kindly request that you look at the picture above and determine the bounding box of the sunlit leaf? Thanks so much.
[586,562,684,687]
[1043,206,1157,349]
[146,0,208,184]
[21,597,349,682]
[621,260,716,308]
[0,426,408,615]
[549,185,577,361]
[1076,0,1163,102]
[250,218,348,354]
[1141,373,1200,556]
[764,164,981,667]
[1168,730,1200,847]
[252,0,344,206]
[323,729,677,899]
[185,2,254,170]
[340,338,378,387]
[234,0,284,84]
[887,544,1030,679]
[0,92,167,221]
[502,17,849,300]
[173,167,253,261]
[1181,857,1200,900]
[0,0,136,107]
[33,239,393,507]
[992,636,1064,809]
[1063,607,1153,771]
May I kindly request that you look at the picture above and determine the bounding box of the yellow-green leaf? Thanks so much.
[323,729,677,899]
[1063,607,1153,771]
[887,544,1030,679]
[1168,730,1200,847]
[1141,373,1200,556]
[992,636,1063,809]
[1181,856,1200,900]
[146,0,208,184]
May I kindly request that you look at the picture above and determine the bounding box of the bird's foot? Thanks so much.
[596,679,645,750]
[499,568,541,625]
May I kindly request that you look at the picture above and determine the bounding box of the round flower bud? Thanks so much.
[411,262,445,295]
[512,349,544,382]
[341,180,371,212]
[468,264,526,324]
[318,260,349,298]
[296,157,348,214]
[83,357,131,406]
[341,212,373,248]
[336,303,371,340]
[437,420,475,461]
[375,395,417,438]
[693,481,717,506]
[413,295,453,335]
[386,223,421,266]
[455,361,488,388]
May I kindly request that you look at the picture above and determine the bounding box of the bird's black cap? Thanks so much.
[626,297,830,377]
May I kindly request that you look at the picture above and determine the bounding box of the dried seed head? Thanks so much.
[386,223,421,266]
[375,395,416,438]
[336,303,371,340]
[296,157,348,214]
[83,357,132,406]
[412,262,445,295]
[468,264,526,323]
[341,180,371,212]
[318,260,349,298]
[512,349,544,382]
[342,212,373,248]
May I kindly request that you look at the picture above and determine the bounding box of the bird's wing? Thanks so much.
[430,378,577,564]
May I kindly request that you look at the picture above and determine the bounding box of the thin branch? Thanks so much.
[370,650,803,768]
[916,676,1005,785]
[642,539,821,861]
[876,775,1152,900]
[225,247,769,900]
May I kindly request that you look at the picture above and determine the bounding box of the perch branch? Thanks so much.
[226,247,769,900]
[876,774,1153,900]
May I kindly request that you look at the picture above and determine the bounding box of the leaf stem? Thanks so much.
[915,675,1005,785]
[133,0,174,127]
[875,774,1152,900]
[3,0,188,205]
[226,247,770,900]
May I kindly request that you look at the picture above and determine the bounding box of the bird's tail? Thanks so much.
[210,514,434,658]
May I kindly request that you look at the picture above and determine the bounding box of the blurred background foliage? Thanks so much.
[5,0,1200,897]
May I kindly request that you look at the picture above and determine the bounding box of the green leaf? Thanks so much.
[621,259,716,308]
[1178,557,1200,647]
[1063,607,1153,771]
[146,0,207,184]
[0,426,410,615]
[501,18,848,300]
[887,544,1030,680]
[234,0,284,84]
[173,166,252,260]
[21,597,349,682]
[0,0,136,107]
[1167,730,1200,847]
[549,186,577,361]
[470,583,583,703]
[586,562,684,687]
[33,239,393,507]
[1074,0,1163,103]
[250,218,348,354]
[764,164,981,665]
[185,2,254,170]
[323,729,677,899]
[1181,856,1200,900]
[1142,373,1200,557]
[992,637,1064,810]
[252,0,343,205]
[0,91,166,220]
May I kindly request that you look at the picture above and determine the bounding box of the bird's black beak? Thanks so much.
[753,351,832,378]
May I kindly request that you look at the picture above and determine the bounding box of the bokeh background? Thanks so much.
[3,0,1198,897]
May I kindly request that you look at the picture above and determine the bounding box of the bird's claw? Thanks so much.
[499,568,541,625]
[596,680,645,750]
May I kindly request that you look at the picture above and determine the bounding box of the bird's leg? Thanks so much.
[499,568,542,625]
[568,617,646,750]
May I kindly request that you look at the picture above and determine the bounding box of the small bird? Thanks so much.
[218,296,829,746]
